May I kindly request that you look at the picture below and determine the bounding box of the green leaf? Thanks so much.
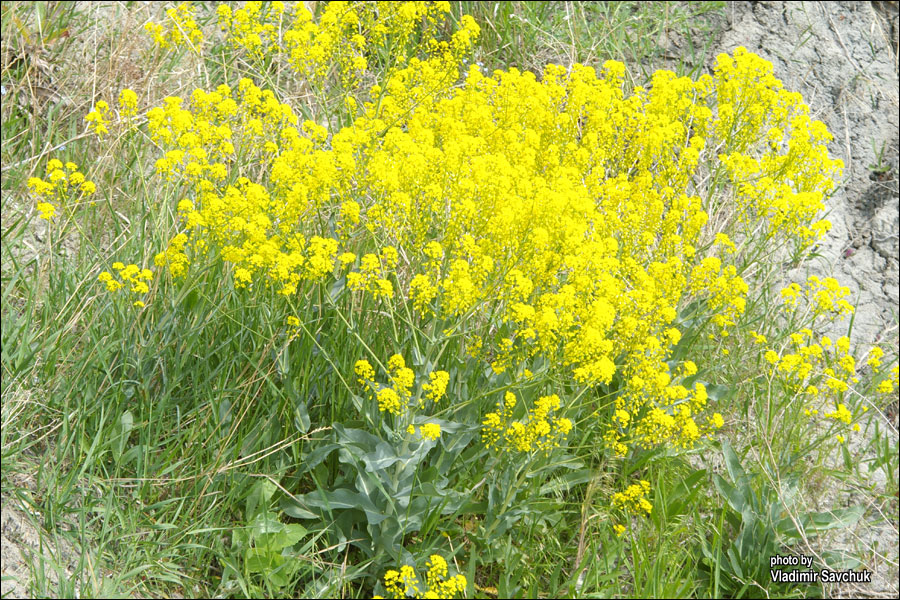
[841,443,853,472]
[705,383,732,404]
[726,547,744,579]
[665,468,707,517]
[246,481,277,521]
[712,474,745,515]
[245,547,283,574]
[300,487,358,510]
[268,570,289,588]
[805,506,864,532]
[328,276,346,302]
[721,439,747,484]
[819,549,861,570]
[250,512,283,539]
[295,443,341,476]
[333,424,381,451]
[279,497,318,520]
[121,444,145,466]
[370,516,403,559]
[218,400,232,425]
[361,441,401,471]
[258,523,308,551]
[283,524,308,545]
[539,467,593,496]
[411,344,425,367]
[112,410,133,461]
[300,488,386,525]
[294,400,310,433]
[774,515,802,539]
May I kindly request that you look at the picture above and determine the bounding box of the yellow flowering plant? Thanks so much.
[145,2,204,53]
[376,552,467,599]
[739,272,895,459]
[26,159,97,222]
[610,479,653,538]
[14,3,894,597]
[123,10,871,575]
[157,1,482,130]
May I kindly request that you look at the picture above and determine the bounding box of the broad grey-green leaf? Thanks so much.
[820,549,861,570]
[328,276,346,302]
[112,410,134,461]
[721,439,747,484]
[294,400,310,433]
[300,488,385,526]
[712,474,745,515]
[333,423,381,448]
[362,441,401,471]
[806,505,864,531]
[411,345,425,367]
[296,443,341,476]
[250,511,283,539]
[279,496,318,520]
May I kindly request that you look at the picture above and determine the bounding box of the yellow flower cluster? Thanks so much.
[689,256,749,332]
[346,247,397,301]
[145,2,204,53]
[98,262,154,307]
[153,233,191,278]
[134,6,839,457]
[420,423,441,441]
[764,330,858,395]
[285,1,472,94]
[143,80,346,290]
[612,479,653,516]
[84,101,111,136]
[764,277,863,394]
[27,159,96,220]
[482,392,572,455]
[867,347,884,372]
[118,89,139,118]
[217,1,285,59]
[715,48,841,247]
[407,422,442,441]
[356,355,449,417]
[803,275,855,317]
[824,402,852,424]
[421,370,449,405]
[610,480,653,538]
[879,366,899,395]
[341,52,796,452]
[616,380,723,452]
[754,275,896,443]
[86,90,139,136]
[355,359,376,386]
[283,1,371,89]
[378,553,466,599]
[383,565,419,599]
[213,1,475,109]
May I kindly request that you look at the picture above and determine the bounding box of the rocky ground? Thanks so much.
[721,1,898,352]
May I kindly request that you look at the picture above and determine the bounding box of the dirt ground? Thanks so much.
[2,1,898,598]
